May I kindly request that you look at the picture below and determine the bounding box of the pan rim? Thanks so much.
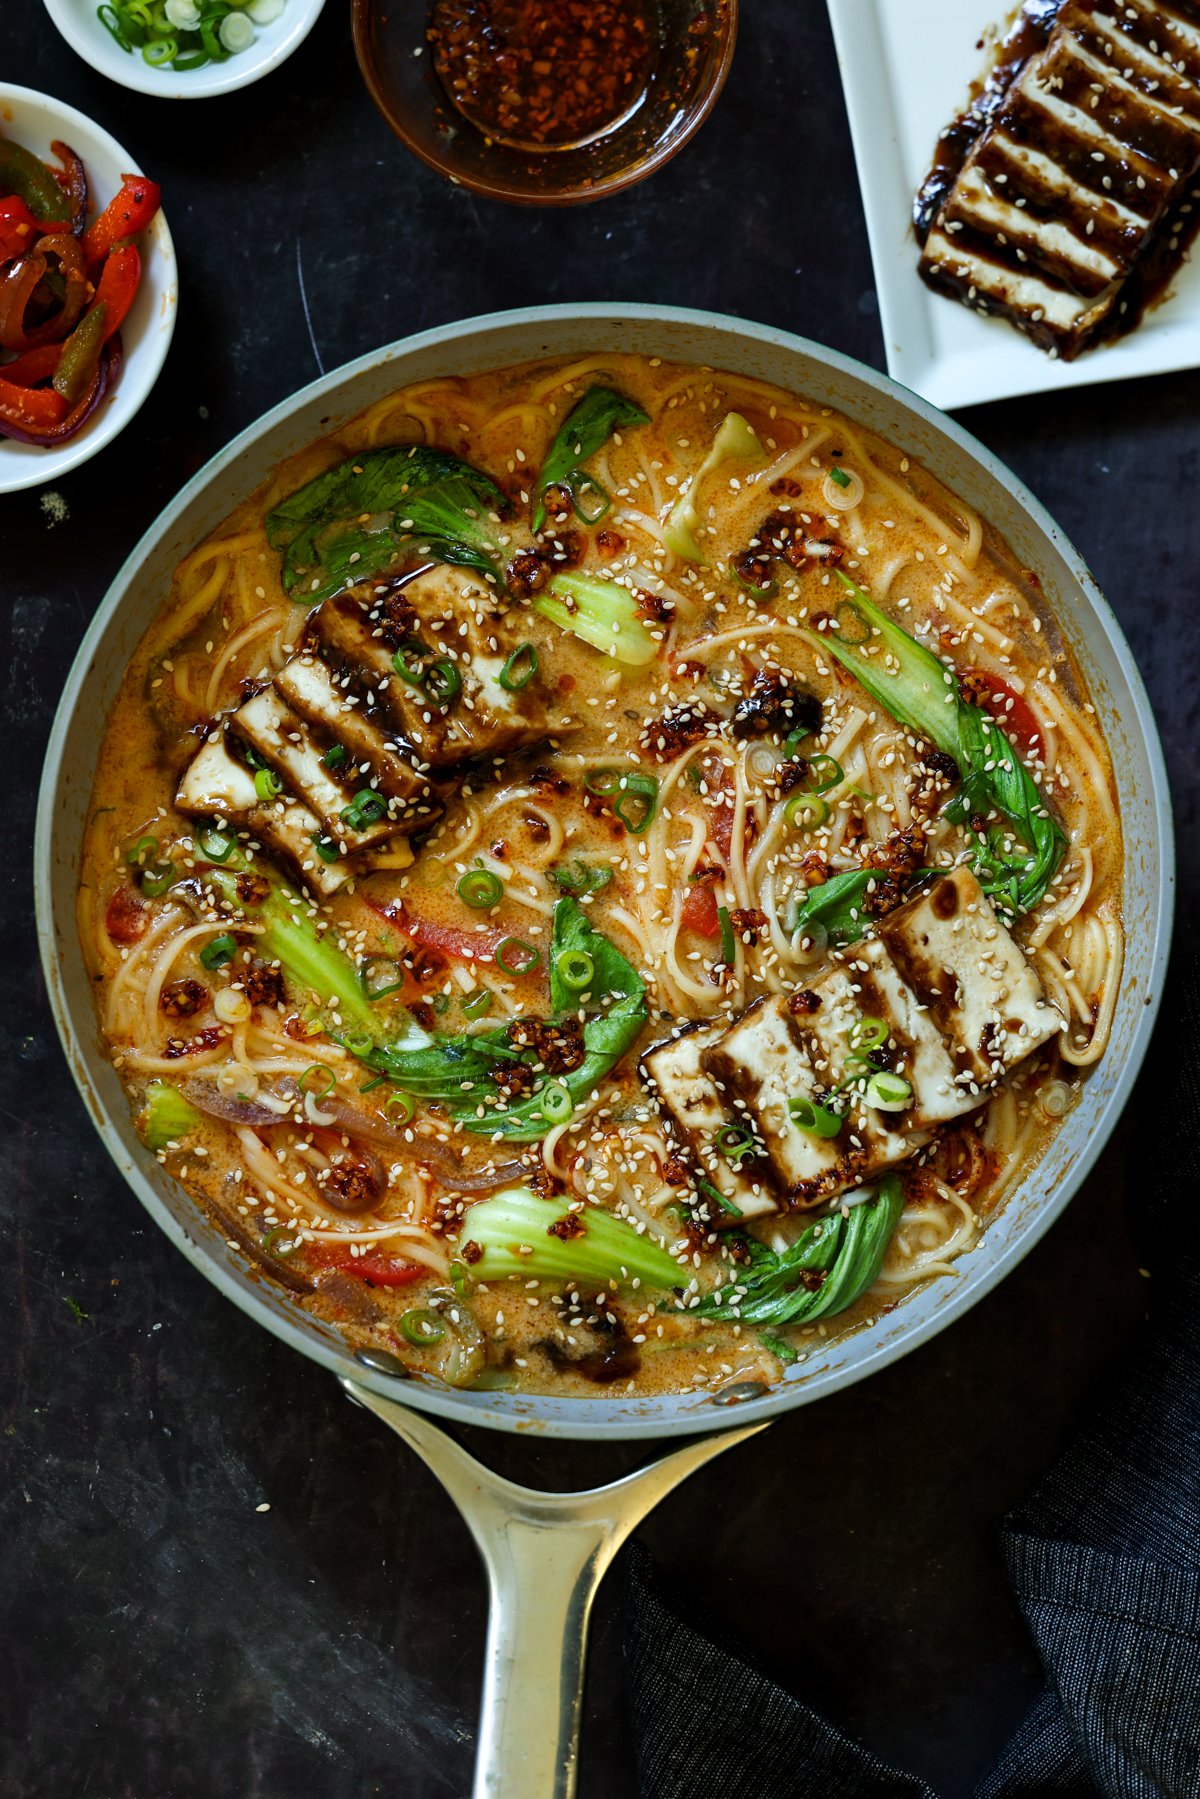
[35,302,1176,1439]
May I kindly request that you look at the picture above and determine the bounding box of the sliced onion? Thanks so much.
[181,1078,287,1128]
[274,1077,527,1190]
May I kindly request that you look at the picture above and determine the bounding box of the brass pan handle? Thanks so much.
[343,1379,767,1799]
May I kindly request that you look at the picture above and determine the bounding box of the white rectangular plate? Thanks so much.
[827,0,1200,408]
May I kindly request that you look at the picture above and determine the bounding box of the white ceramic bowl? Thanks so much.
[0,85,176,495]
[36,305,1175,1441]
[42,0,326,98]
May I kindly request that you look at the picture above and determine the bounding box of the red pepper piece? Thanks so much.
[960,668,1045,762]
[91,243,140,338]
[0,195,42,262]
[308,1243,424,1288]
[0,335,120,445]
[0,375,67,433]
[105,886,150,944]
[0,343,62,386]
[82,174,161,265]
[366,895,511,965]
[680,881,720,938]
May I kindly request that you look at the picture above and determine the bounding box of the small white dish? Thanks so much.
[827,0,1200,409]
[43,0,325,99]
[0,84,177,495]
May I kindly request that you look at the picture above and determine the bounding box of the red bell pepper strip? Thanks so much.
[366,895,511,966]
[680,881,721,938]
[82,174,161,265]
[0,195,42,262]
[308,1243,424,1288]
[91,243,140,338]
[0,334,119,445]
[0,343,61,386]
[0,374,66,434]
[960,669,1045,762]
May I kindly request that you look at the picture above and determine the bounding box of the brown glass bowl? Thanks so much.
[351,0,737,206]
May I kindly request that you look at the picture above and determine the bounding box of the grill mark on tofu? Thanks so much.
[639,1023,779,1222]
[273,655,437,818]
[176,736,350,897]
[703,995,919,1210]
[918,0,1200,356]
[877,868,1062,1087]
[230,689,395,851]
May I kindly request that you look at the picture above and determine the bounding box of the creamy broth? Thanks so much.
[80,355,1123,1399]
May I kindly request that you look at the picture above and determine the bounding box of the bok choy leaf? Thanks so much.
[457,1186,682,1289]
[692,1175,904,1324]
[352,898,649,1140]
[531,385,649,534]
[266,445,511,605]
[810,573,1066,918]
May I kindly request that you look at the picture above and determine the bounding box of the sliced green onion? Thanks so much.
[806,754,844,795]
[463,989,493,1019]
[425,657,462,708]
[717,905,736,966]
[789,1096,843,1138]
[784,791,829,831]
[361,956,405,1000]
[495,936,540,976]
[196,824,236,863]
[384,1091,416,1125]
[715,1124,756,1168]
[253,768,283,804]
[311,832,340,865]
[262,1227,300,1259]
[499,643,538,692]
[849,1017,888,1053]
[829,466,852,490]
[783,727,812,757]
[97,5,134,49]
[865,1071,912,1111]
[321,743,348,771]
[539,1081,574,1125]
[392,638,429,686]
[126,834,159,867]
[457,868,504,910]
[833,599,871,646]
[697,1177,743,1218]
[572,475,610,523]
[431,992,451,1016]
[199,932,237,971]
[299,1064,336,1100]
[142,33,176,62]
[586,768,659,834]
[548,859,613,895]
[341,788,387,830]
[141,862,175,898]
[400,1308,446,1347]
[556,948,594,992]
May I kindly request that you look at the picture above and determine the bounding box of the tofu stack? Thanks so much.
[641,868,1063,1224]
[177,565,560,895]
[919,0,1200,357]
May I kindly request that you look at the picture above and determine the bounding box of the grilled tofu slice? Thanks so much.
[177,735,352,898]
[640,1024,779,1223]
[641,864,1062,1222]
[230,689,399,852]
[272,653,437,818]
[309,565,559,769]
[703,992,922,1210]
[876,867,1062,1090]
[918,0,1200,357]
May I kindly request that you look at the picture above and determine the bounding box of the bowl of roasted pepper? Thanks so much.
[0,85,175,493]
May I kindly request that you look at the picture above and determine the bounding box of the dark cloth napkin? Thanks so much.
[625,947,1199,1799]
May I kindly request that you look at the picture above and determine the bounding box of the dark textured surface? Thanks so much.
[0,4,1193,1796]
